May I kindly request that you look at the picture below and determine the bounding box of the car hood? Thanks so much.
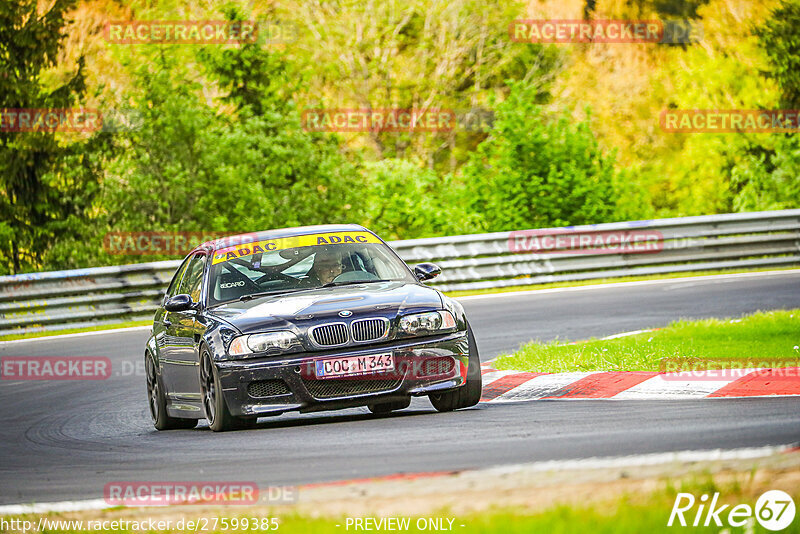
[206,281,444,334]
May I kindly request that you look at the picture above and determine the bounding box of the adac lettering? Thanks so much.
[316,235,367,245]
[223,242,278,261]
[211,232,379,264]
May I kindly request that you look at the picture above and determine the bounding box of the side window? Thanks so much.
[165,258,191,299]
[178,254,206,303]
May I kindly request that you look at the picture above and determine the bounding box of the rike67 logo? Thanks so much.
[669,490,796,531]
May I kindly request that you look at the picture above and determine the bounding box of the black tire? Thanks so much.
[146,353,197,430]
[429,323,482,412]
[200,352,255,432]
[368,397,411,414]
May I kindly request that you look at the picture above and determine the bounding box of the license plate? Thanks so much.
[315,353,394,378]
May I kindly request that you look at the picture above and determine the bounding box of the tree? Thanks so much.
[0,0,103,274]
[287,0,561,171]
[460,80,634,231]
[731,135,800,211]
[361,158,478,240]
[726,0,800,212]
[756,0,800,109]
[92,15,366,265]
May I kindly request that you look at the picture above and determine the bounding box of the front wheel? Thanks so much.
[429,324,482,412]
[200,352,256,432]
[146,353,197,430]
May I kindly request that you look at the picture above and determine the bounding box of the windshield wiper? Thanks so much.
[238,288,306,302]
[320,279,391,288]
[212,281,392,307]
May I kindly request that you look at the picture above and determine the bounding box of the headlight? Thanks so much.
[398,310,457,335]
[228,331,300,356]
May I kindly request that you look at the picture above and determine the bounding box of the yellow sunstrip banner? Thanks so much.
[212,232,382,265]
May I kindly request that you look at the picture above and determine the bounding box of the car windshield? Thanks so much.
[207,232,416,306]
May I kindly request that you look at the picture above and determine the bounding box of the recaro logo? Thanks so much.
[668,490,795,531]
[220,280,245,289]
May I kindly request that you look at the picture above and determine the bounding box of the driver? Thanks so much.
[307,248,346,286]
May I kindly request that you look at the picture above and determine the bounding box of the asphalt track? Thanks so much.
[1,271,799,505]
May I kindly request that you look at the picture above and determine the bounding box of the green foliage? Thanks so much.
[756,0,800,108]
[0,0,104,274]
[72,38,366,266]
[460,80,636,231]
[361,159,478,240]
[731,135,800,211]
[723,0,800,213]
[287,0,562,171]
[5,0,799,275]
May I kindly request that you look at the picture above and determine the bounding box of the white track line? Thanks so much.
[0,325,151,345]
[0,498,110,515]
[601,329,656,340]
[477,444,796,475]
[455,269,800,301]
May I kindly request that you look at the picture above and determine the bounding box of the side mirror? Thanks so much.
[414,263,442,282]
[164,294,196,312]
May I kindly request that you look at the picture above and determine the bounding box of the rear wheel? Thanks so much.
[429,324,482,412]
[146,353,197,430]
[200,352,256,432]
[368,397,411,414]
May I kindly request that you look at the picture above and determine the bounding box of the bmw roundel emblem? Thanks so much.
[339,310,353,317]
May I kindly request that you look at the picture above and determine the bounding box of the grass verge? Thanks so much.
[197,495,799,534]
[3,467,798,533]
[493,309,800,373]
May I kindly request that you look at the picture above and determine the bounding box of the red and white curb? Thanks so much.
[479,365,800,402]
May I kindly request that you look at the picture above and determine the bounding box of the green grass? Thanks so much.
[493,309,800,373]
[444,266,799,298]
[0,319,151,342]
[270,501,797,534]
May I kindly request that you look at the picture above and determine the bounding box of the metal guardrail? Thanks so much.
[1,210,799,336]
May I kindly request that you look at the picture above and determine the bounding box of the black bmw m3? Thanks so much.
[145,224,482,431]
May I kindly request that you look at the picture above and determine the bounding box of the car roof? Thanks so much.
[191,224,373,254]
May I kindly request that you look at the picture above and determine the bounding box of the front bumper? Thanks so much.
[215,331,469,417]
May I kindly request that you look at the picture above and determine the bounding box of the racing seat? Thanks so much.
[215,271,250,302]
